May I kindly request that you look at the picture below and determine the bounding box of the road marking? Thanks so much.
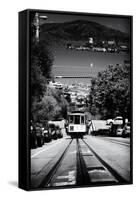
[31,139,64,158]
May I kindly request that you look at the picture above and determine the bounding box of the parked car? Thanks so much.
[56,125,63,138]
[122,122,131,137]
[35,126,44,147]
[93,47,106,52]
[119,45,129,53]
[30,125,37,148]
[65,120,68,134]
[106,116,123,126]
[116,127,123,136]
[107,48,118,53]
[113,116,123,125]
[49,124,57,140]
[43,127,52,143]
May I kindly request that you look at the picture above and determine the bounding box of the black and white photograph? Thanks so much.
[29,10,132,190]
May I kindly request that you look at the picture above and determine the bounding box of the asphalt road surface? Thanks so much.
[31,134,131,189]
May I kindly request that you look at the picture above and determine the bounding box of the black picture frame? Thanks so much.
[19,9,133,191]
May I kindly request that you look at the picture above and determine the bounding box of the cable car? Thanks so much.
[67,111,88,138]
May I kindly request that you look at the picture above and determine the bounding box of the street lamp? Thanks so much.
[35,12,48,42]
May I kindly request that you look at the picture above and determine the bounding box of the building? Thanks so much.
[107,40,116,46]
[89,37,93,44]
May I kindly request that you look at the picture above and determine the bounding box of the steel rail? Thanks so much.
[39,139,73,188]
[82,139,128,183]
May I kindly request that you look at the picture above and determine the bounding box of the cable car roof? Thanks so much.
[68,111,86,116]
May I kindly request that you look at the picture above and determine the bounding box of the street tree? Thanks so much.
[89,63,130,121]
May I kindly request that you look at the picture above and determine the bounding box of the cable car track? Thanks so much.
[39,139,73,188]
[76,138,91,186]
[38,137,128,189]
[82,139,127,184]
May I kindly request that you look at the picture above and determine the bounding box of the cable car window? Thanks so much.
[81,116,84,124]
[69,115,74,123]
[75,115,80,124]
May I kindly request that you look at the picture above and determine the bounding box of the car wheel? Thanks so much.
[122,131,126,138]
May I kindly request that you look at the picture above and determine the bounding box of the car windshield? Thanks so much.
[115,118,122,120]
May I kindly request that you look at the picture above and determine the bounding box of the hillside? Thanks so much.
[40,19,129,44]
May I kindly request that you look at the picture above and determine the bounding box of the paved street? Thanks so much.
[31,133,131,189]
[84,136,130,181]
[31,137,70,188]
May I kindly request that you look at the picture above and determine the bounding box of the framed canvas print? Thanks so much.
[19,9,133,191]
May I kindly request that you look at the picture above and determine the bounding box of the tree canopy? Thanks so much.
[89,63,131,120]
[30,42,54,102]
[31,88,68,123]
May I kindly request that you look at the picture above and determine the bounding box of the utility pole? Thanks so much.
[35,12,48,43]
[35,13,40,42]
